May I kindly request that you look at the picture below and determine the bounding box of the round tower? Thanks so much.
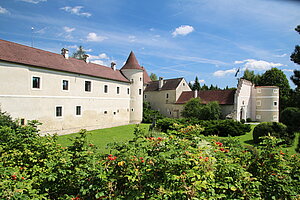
[120,51,144,123]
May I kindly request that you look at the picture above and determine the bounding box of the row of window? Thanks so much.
[257,88,278,94]
[32,76,132,95]
[55,106,134,118]
[256,100,278,107]
[256,115,278,121]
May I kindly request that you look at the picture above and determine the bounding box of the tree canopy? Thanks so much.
[149,73,158,81]
[291,25,300,65]
[192,76,201,91]
[242,69,261,85]
[72,46,86,60]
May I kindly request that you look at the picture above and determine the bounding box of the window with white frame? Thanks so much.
[273,89,278,93]
[139,89,142,95]
[127,88,130,95]
[166,93,169,99]
[104,85,108,93]
[56,106,63,117]
[273,101,278,107]
[32,76,41,89]
[76,106,81,116]
[256,115,261,120]
[62,80,69,91]
[117,87,120,94]
[85,81,91,92]
[256,100,261,106]
[273,115,278,121]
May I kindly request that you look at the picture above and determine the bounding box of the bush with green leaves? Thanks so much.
[280,107,300,132]
[253,122,294,145]
[0,110,18,129]
[181,98,221,120]
[142,101,164,123]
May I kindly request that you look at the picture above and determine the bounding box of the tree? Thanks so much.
[201,84,209,90]
[242,69,261,85]
[188,82,193,90]
[181,98,221,120]
[192,76,201,91]
[291,25,300,65]
[258,68,290,110]
[291,70,300,89]
[72,46,86,60]
[149,73,158,81]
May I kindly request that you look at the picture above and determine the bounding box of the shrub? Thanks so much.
[142,102,164,123]
[0,110,18,129]
[253,122,294,145]
[246,118,252,122]
[240,119,246,124]
[280,107,300,132]
[181,98,221,120]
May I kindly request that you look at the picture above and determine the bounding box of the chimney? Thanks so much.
[159,77,164,89]
[194,90,198,98]
[61,48,69,59]
[111,62,116,71]
[83,54,89,63]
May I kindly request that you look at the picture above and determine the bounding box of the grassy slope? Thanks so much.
[57,123,299,154]
[57,124,150,153]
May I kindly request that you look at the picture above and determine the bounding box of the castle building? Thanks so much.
[144,78,279,122]
[0,39,146,135]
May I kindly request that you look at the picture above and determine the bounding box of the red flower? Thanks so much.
[21,177,25,180]
[157,137,163,141]
[199,156,203,159]
[220,148,225,152]
[11,175,17,180]
[225,150,229,153]
[139,157,143,160]
[204,157,209,162]
[141,160,145,163]
[215,142,223,147]
[108,154,117,160]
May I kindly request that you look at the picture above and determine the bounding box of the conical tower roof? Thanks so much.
[121,51,143,70]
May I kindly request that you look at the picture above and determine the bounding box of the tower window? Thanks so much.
[166,93,169,99]
[104,85,108,93]
[117,87,120,94]
[85,81,91,92]
[127,88,130,94]
[139,89,142,95]
[273,101,278,107]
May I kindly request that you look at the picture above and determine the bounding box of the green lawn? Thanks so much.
[57,123,299,155]
[57,124,150,153]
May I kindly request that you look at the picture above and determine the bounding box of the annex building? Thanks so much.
[0,39,150,135]
[144,78,279,122]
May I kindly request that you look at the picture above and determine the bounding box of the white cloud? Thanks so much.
[213,68,237,77]
[235,59,283,71]
[67,45,78,49]
[172,25,194,37]
[275,53,287,58]
[0,6,9,14]
[91,60,104,65]
[88,53,109,60]
[199,79,205,83]
[282,69,294,72]
[63,26,75,33]
[128,35,136,42]
[86,32,107,42]
[60,6,91,17]
[19,0,46,3]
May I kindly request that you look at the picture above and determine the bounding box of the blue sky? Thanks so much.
[0,0,299,88]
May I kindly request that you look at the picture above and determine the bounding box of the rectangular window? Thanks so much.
[273,115,278,121]
[273,89,278,93]
[144,94,147,99]
[139,89,142,95]
[76,106,81,116]
[56,106,62,117]
[85,81,91,92]
[273,101,278,107]
[20,118,25,126]
[256,115,261,120]
[256,100,261,106]
[32,76,40,89]
[127,88,130,95]
[62,80,69,91]
[166,93,169,99]
[104,85,108,93]
[117,87,120,94]
[104,111,107,114]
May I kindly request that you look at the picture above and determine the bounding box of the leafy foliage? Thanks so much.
[142,101,164,123]
[242,69,261,85]
[149,73,158,81]
[253,122,294,145]
[281,107,300,133]
[72,46,86,60]
[181,98,221,120]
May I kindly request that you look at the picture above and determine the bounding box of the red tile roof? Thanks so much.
[121,51,143,70]
[144,78,183,92]
[176,90,236,105]
[142,66,152,84]
[0,39,130,83]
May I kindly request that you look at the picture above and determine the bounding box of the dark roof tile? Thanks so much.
[176,90,236,105]
[144,78,183,91]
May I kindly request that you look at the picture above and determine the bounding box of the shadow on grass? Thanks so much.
[244,139,255,145]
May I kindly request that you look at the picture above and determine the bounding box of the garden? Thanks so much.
[0,110,299,199]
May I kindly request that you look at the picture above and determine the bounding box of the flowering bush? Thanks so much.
[0,118,299,199]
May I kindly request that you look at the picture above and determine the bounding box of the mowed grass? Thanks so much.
[57,124,150,153]
[57,123,299,155]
